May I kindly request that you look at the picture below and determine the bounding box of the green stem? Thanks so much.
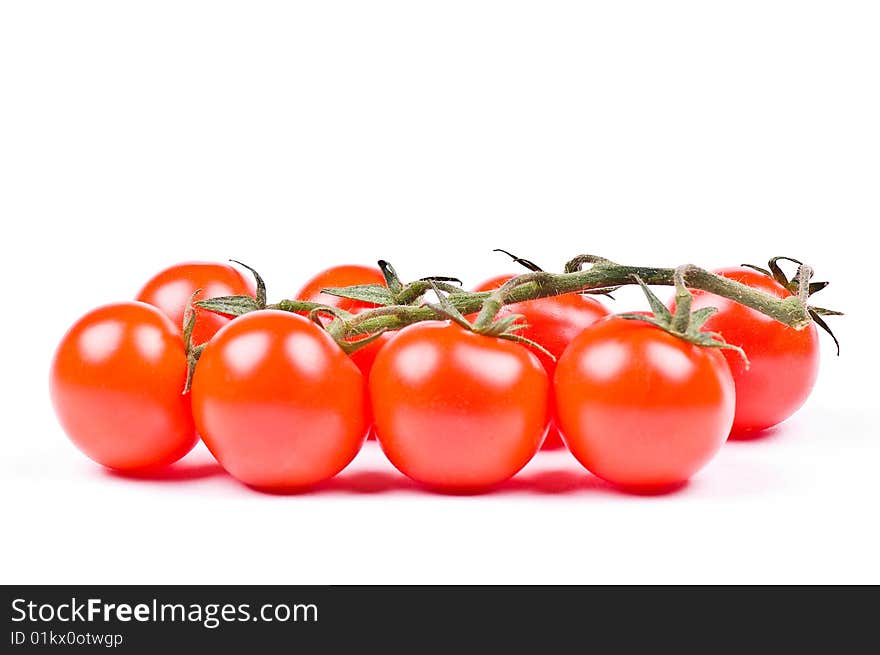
[670,265,693,333]
[473,271,547,330]
[330,258,813,339]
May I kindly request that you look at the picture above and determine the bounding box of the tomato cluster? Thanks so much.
[49,259,824,494]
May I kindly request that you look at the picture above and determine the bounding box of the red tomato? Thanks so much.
[295,264,392,378]
[295,264,387,313]
[190,310,369,490]
[136,261,255,345]
[555,317,735,489]
[474,274,609,449]
[370,321,549,492]
[296,264,392,447]
[50,302,197,471]
[680,267,820,436]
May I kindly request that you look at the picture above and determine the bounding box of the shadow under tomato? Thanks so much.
[313,470,421,495]
[317,468,616,497]
[728,424,784,443]
[248,469,612,497]
[236,465,691,497]
[103,460,226,483]
[495,467,692,497]
[243,470,421,496]
[612,480,690,496]
[495,469,614,495]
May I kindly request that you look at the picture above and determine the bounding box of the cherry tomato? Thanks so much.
[554,317,735,489]
[680,267,820,436]
[296,264,392,445]
[370,321,549,492]
[190,310,368,490]
[136,261,255,344]
[295,264,386,313]
[474,274,609,449]
[50,302,197,471]
[295,264,392,377]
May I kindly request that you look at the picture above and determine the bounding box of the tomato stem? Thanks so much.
[670,266,693,333]
[182,290,205,394]
[197,254,833,354]
[336,258,817,341]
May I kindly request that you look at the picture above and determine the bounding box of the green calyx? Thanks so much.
[230,260,267,308]
[313,261,468,354]
[618,266,749,366]
[319,260,464,308]
[319,284,396,307]
[742,256,842,354]
[493,248,543,272]
[426,281,555,361]
[196,261,338,317]
[194,260,269,318]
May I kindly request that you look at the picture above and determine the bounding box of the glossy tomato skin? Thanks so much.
[190,310,368,490]
[136,261,255,345]
[370,321,549,492]
[50,302,197,471]
[474,274,609,449]
[555,317,735,488]
[682,267,820,436]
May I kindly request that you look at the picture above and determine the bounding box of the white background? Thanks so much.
[1,1,877,584]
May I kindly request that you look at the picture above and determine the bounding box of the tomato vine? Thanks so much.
[194,253,837,364]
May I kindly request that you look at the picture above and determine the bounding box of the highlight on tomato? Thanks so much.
[136,261,255,345]
[473,274,609,448]
[369,321,550,493]
[554,316,735,490]
[680,267,821,436]
[50,302,198,471]
[190,310,369,491]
